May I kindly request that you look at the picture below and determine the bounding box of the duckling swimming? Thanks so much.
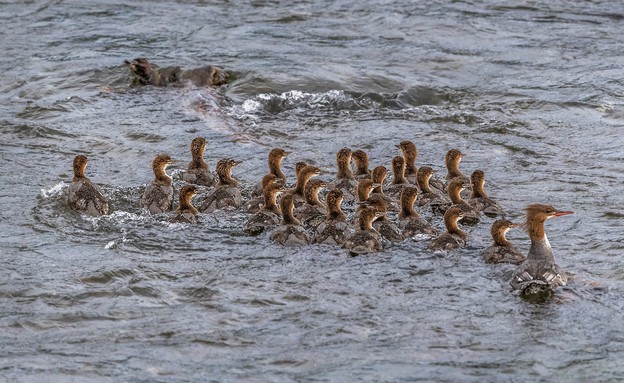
[397,140,418,183]
[416,166,450,214]
[125,57,229,87]
[447,177,480,225]
[342,207,385,256]
[386,155,410,199]
[313,189,352,246]
[140,154,174,214]
[199,158,242,212]
[270,194,310,246]
[365,195,405,242]
[482,220,524,264]
[467,170,504,217]
[244,180,284,235]
[183,137,216,187]
[247,174,283,213]
[289,165,321,206]
[370,165,399,212]
[428,206,467,251]
[67,155,108,216]
[330,147,357,200]
[171,185,199,224]
[298,179,327,229]
[444,148,468,186]
[352,149,372,180]
[398,186,437,237]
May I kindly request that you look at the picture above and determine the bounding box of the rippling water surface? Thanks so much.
[2,1,624,382]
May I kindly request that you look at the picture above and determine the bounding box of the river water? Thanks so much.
[1,1,624,382]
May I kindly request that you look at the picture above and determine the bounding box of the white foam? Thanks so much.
[40,182,66,198]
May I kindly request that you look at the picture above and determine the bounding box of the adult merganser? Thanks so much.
[270,194,310,246]
[199,158,242,212]
[398,186,437,237]
[510,204,573,297]
[67,155,108,216]
[140,154,174,214]
[482,220,524,264]
[428,206,466,251]
[313,189,351,246]
[342,207,385,256]
[467,170,504,217]
[183,137,216,187]
[171,185,199,224]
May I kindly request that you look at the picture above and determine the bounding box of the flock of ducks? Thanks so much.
[67,138,573,299]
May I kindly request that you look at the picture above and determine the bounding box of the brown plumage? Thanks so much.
[140,154,174,214]
[482,220,524,264]
[67,155,108,216]
[183,137,216,187]
[199,158,242,212]
[171,185,199,224]
[429,206,466,251]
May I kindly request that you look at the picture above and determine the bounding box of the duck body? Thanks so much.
[140,155,174,214]
[68,156,109,216]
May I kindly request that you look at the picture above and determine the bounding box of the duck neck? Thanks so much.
[218,167,237,187]
[73,163,87,181]
[294,171,314,196]
[263,190,281,215]
[359,216,374,231]
[417,173,432,193]
[281,204,299,225]
[445,216,466,240]
[493,229,512,247]
[154,165,172,186]
[305,187,323,206]
[448,185,464,204]
[268,156,286,180]
[179,195,198,215]
[354,161,370,176]
[190,146,208,170]
[526,218,554,262]
[336,158,353,179]
[392,163,408,185]
[399,196,418,219]
[446,159,464,180]
[357,185,373,202]
[328,204,346,221]
[471,179,488,199]
[404,153,417,177]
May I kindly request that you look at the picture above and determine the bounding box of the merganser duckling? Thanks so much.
[342,207,385,256]
[267,148,290,181]
[428,206,467,251]
[482,220,524,264]
[295,161,308,178]
[397,140,418,183]
[244,181,284,235]
[398,187,437,237]
[386,156,410,199]
[183,137,216,187]
[467,170,504,217]
[445,148,467,182]
[67,155,108,216]
[352,149,372,180]
[330,147,357,200]
[140,154,174,214]
[510,204,573,298]
[448,177,480,225]
[369,165,399,212]
[247,174,283,213]
[199,158,242,212]
[416,166,450,213]
[270,194,310,246]
[298,179,327,228]
[313,189,351,246]
[171,185,199,224]
[365,195,405,242]
[354,179,378,219]
[289,165,321,206]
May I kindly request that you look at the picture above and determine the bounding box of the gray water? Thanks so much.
[2,1,624,382]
